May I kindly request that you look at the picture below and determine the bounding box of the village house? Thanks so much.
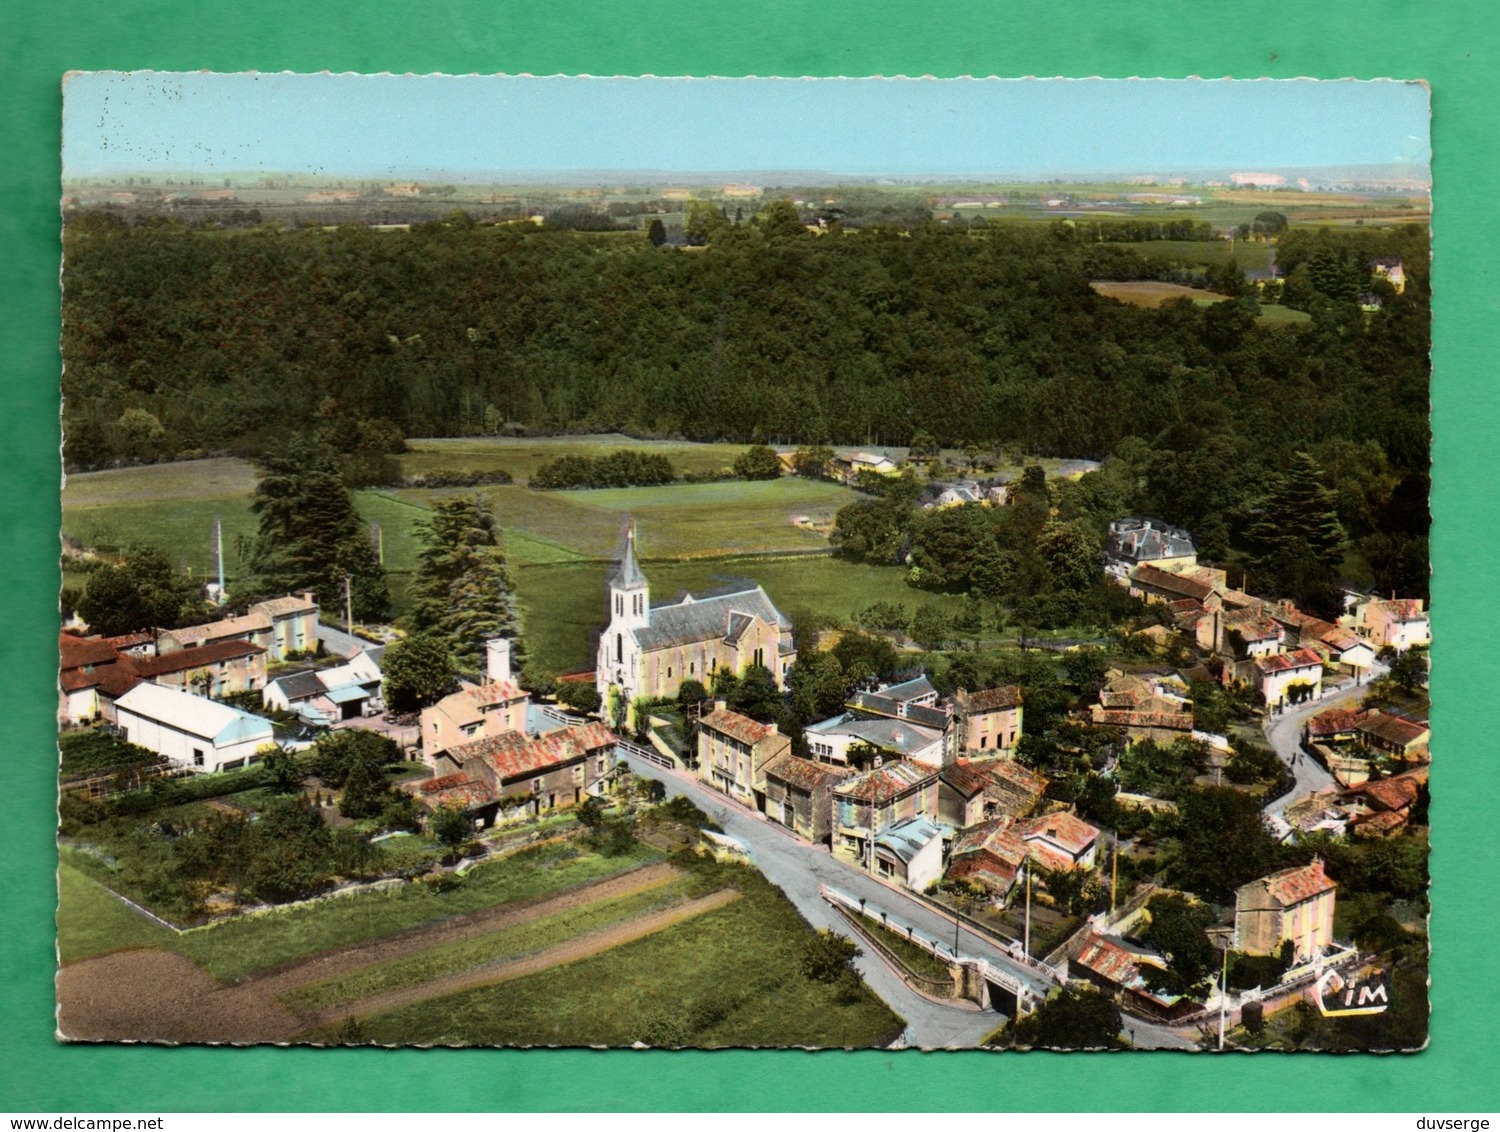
[1071,934,1194,1021]
[113,682,275,772]
[596,524,796,704]
[420,638,528,764]
[59,630,267,724]
[1128,563,1227,608]
[938,761,991,829]
[762,755,855,843]
[982,758,1049,819]
[157,592,318,663]
[945,816,1030,904]
[1356,711,1431,760]
[263,648,383,725]
[421,721,618,820]
[1088,670,1195,744]
[1345,766,1427,838]
[804,711,946,768]
[1357,597,1431,652]
[696,705,792,809]
[1370,255,1406,294]
[1234,857,1338,963]
[871,816,947,891]
[1020,810,1100,872]
[830,450,900,484]
[1105,517,1198,578]
[1251,647,1325,707]
[831,759,940,870]
[951,684,1024,756]
[1271,603,1377,676]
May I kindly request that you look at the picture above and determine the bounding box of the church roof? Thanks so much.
[632,586,790,652]
[608,524,647,589]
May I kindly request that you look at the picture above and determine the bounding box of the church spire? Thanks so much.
[611,518,647,589]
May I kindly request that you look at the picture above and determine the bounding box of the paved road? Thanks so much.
[1260,663,1387,817]
[620,752,1198,1050]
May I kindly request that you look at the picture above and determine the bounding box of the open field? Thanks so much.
[346,858,905,1048]
[400,435,750,482]
[59,846,902,1048]
[58,839,663,978]
[62,456,260,506]
[1107,239,1273,274]
[1089,280,1231,308]
[512,555,972,674]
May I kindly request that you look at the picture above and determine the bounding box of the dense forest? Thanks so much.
[61,209,1430,596]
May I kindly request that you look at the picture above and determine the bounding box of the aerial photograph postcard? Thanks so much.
[54,74,1431,1051]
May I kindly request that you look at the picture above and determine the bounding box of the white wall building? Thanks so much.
[115,683,275,772]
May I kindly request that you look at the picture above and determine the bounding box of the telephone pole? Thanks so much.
[343,574,354,634]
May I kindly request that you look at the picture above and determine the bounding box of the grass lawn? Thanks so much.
[57,861,174,963]
[346,857,905,1048]
[62,496,259,577]
[283,873,697,1013]
[512,555,971,674]
[1254,304,1314,326]
[62,457,259,507]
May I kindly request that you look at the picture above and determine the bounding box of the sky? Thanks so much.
[61,73,1431,181]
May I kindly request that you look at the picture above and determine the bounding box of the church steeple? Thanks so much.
[608,519,650,630]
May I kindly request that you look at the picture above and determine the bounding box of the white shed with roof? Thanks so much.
[115,683,275,772]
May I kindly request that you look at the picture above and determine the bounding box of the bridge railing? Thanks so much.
[617,738,675,771]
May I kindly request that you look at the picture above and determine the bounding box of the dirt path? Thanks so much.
[303,887,741,1031]
[57,861,682,1045]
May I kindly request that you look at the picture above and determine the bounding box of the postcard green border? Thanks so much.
[2,0,1495,1112]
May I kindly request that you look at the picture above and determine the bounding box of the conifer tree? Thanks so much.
[244,438,389,620]
[1245,451,1347,617]
[407,494,517,668]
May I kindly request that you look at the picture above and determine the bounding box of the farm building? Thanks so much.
[113,683,274,772]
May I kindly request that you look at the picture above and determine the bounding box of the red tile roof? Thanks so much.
[419,777,496,810]
[1356,774,1423,813]
[951,817,1028,864]
[1356,713,1430,748]
[1306,708,1369,737]
[985,759,1048,797]
[1255,858,1337,906]
[1254,648,1325,675]
[700,708,776,746]
[59,633,118,669]
[450,723,617,785]
[1075,934,1143,986]
[947,852,1022,892]
[963,685,1021,712]
[1372,598,1426,623]
[130,639,264,676]
[1089,707,1195,731]
[1022,810,1099,855]
[833,759,937,804]
[1134,564,1217,601]
[940,760,991,798]
[766,755,852,792]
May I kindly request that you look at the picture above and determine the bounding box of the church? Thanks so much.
[595,523,797,704]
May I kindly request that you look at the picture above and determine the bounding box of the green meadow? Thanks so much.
[59,442,947,674]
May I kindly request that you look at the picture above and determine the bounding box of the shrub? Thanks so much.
[801,929,862,983]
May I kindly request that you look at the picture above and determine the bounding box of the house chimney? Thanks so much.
[485,636,512,686]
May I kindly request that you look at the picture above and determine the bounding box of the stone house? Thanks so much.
[763,755,855,843]
[1234,857,1337,962]
[831,759,940,869]
[697,706,792,809]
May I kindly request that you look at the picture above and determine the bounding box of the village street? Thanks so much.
[619,750,1199,1051]
[1259,662,1388,818]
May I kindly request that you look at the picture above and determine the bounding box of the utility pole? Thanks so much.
[214,515,225,604]
[1218,940,1230,1052]
[1023,863,1032,958]
[1110,833,1119,916]
[343,574,354,634]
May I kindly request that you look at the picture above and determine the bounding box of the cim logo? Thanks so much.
[1315,969,1390,1017]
